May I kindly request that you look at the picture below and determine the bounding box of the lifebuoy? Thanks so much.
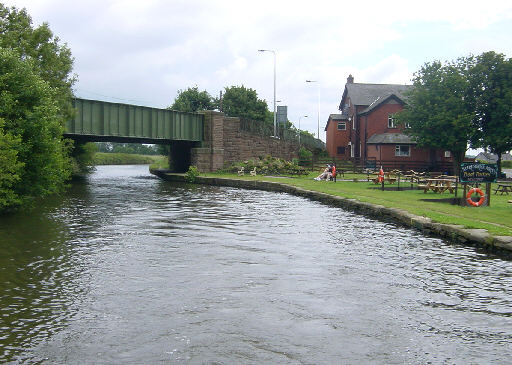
[378,167,384,183]
[466,188,485,207]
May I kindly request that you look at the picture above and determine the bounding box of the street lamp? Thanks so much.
[306,80,320,139]
[258,49,277,137]
[298,115,308,145]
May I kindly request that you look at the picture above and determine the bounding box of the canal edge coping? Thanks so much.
[151,170,512,254]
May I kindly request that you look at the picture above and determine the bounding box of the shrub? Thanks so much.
[226,156,306,176]
[185,165,200,182]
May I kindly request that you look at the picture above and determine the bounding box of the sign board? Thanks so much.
[276,105,287,124]
[459,163,498,183]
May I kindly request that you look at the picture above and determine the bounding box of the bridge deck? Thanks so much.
[64,98,204,143]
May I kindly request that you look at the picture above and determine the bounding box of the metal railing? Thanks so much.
[302,156,455,174]
[239,118,325,150]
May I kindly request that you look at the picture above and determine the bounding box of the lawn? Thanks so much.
[204,171,512,237]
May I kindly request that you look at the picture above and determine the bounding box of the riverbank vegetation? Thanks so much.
[0,5,85,212]
[94,153,165,165]
[225,155,307,176]
[199,171,512,237]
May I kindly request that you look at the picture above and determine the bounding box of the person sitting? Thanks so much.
[314,164,331,181]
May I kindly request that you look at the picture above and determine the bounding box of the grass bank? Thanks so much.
[94,153,166,165]
[201,171,512,237]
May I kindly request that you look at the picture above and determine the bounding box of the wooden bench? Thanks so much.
[493,184,512,195]
[371,175,397,184]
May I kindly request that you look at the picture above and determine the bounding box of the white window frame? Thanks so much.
[388,115,396,128]
[337,122,346,130]
[444,151,451,158]
[349,142,354,157]
[395,145,410,157]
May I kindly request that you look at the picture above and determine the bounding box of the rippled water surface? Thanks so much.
[1,165,511,364]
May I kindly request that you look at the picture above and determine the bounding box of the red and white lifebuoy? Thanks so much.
[466,188,485,207]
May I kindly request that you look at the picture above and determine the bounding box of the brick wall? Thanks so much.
[326,117,350,159]
[191,111,299,172]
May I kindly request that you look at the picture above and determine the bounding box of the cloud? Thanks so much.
[3,0,512,139]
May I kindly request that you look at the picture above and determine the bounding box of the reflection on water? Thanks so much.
[1,165,511,364]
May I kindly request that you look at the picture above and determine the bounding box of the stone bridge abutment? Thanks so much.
[188,111,301,172]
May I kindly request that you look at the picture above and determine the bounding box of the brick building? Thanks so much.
[325,75,453,171]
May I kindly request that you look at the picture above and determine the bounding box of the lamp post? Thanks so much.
[298,115,308,145]
[306,80,320,139]
[258,49,277,137]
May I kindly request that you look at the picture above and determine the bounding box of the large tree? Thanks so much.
[0,4,75,120]
[396,59,474,174]
[0,5,77,211]
[468,51,512,175]
[0,48,71,211]
[170,86,215,112]
[217,85,272,123]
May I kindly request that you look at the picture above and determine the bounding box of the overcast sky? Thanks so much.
[4,0,512,141]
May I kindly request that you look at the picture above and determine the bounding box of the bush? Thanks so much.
[185,165,200,182]
[298,147,313,166]
[226,156,306,176]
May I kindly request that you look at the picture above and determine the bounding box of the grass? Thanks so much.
[94,153,166,166]
[202,170,512,236]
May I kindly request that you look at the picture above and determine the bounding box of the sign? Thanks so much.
[276,105,287,124]
[459,163,498,183]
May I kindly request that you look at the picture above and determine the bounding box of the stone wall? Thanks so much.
[191,111,299,172]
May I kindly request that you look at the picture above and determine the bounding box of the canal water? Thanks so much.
[1,165,511,364]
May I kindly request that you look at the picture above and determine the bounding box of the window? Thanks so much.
[388,115,396,128]
[337,146,346,154]
[444,151,451,158]
[349,142,354,157]
[337,122,346,130]
[395,145,410,157]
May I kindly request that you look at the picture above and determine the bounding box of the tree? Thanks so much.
[170,86,215,112]
[0,118,23,209]
[0,4,76,120]
[0,48,71,211]
[468,51,512,176]
[217,85,272,123]
[0,5,93,177]
[396,59,474,174]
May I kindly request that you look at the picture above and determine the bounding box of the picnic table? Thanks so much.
[371,173,397,184]
[494,184,512,195]
[418,178,456,193]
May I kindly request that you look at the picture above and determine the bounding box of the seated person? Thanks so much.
[314,165,332,181]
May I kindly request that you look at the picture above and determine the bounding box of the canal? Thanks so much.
[1,165,511,364]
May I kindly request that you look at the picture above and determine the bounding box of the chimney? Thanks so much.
[347,74,354,84]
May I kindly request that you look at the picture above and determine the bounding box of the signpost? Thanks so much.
[276,105,288,125]
[459,163,498,207]
[459,163,498,183]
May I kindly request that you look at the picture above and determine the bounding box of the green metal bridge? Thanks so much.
[64,98,325,172]
[64,98,204,144]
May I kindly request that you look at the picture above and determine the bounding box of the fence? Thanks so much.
[239,118,325,150]
[301,156,454,175]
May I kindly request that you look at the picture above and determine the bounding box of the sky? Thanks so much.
[3,0,512,142]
